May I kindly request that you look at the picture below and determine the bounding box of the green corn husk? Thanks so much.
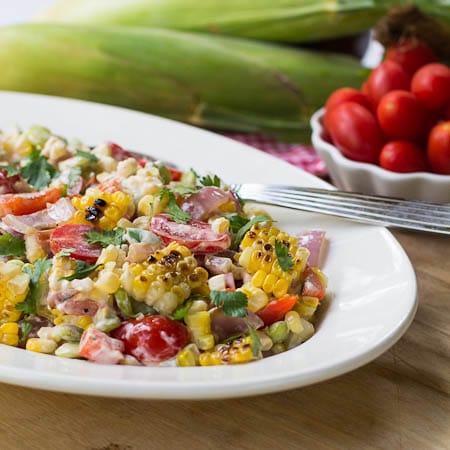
[37,0,450,43]
[0,24,365,141]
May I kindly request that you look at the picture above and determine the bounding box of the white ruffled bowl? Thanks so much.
[311,108,450,202]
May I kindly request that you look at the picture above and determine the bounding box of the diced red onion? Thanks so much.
[204,255,232,274]
[181,187,231,221]
[297,229,326,267]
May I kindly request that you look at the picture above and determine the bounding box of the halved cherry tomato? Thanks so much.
[411,63,450,110]
[427,121,450,174]
[326,102,383,163]
[379,141,429,173]
[151,214,231,254]
[50,224,102,264]
[168,167,183,182]
[79,328,124,365]
[107,142,133,161]
[301,267,326,300]
[377,90,429,141]
[385,40,436,76]
[111,315,190,364]
[256,294,298,326]
[0,186,62,218]
[446,104,450,121]
[366,60,410,108]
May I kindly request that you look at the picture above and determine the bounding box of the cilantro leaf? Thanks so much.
[275,239,294,271]
[86,228,125,247]
[60,261,103,281]
[155,163,171,185]
[0,233,26,257]
[228,214,250,234]
[199,174,221,187]
[232,214,271,250]
[170,185,198,196]
[210,290,248,318]
[74,149,99,162]
[127,228,143,243]
[243,318,262,357]
[16,258,52,315]
[18,321,33,343]
[21,149,58,190]
[0,164,19,177]
[160,189,192,224]
[172,300,193,320]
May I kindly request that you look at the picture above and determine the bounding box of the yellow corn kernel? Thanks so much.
[251,270,266,288]
[273,278,289,298]
[210,217,229,235]
[176,343,200,367]
[238,284,268,312]
[185,311,214,351]
[137,194,154,216]
[0,322,19,346]
[285,310,302,334]
[95,270,121,294]
[199,336,255,366]
[26,338,58,354]
[54,314,93,330]
[295,296,319,320]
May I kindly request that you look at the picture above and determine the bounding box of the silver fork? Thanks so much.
[231,184,450,236]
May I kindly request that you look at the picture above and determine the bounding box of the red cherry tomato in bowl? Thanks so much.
[50,224,102,264]
[411,63,450,110]
[151,214,231,254]
[385,40,436,76]
[111,315,190,364]
[377,90,429,141]
[379,141,429,173]
[427,121,450,174]
[326,101,383,163]
[366,60,410,108]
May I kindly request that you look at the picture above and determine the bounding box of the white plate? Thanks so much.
[0,91,417,399]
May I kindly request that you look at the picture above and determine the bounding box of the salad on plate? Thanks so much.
[0,125,327,367]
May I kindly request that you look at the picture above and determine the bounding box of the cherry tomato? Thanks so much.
[446,104,450,121]
[79,328,124,365]
[427,121,450,174]
[50,224,102,264]
[366,60,410,108]
[97,177,123,193]
[377,90,429,141]
[324,87,371,131]
[326,102,383,163]
[301,267,326,300]
[385,40,436,76]
[151,214,231,254]
[361,80,369,96]
[411,63,450,110]
[107,142,133,161]
[256,295,298,326]
[111,315,190,364]
[379,141,429,173]
[168,167,183,182]
[0,186,62,218]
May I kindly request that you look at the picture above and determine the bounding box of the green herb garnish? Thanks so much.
[160,189,192,224]
[16,258,52,315]
[170,185,198,196]
[86,228,125,247]
[228,214,250,234]
[210,290,248,318]
[232,214,271,250]
[155,163,171,185]
[0,233,26,257]
[74,149,99,162]
[172,300,193,320]
[0,164,19,177]
[275,239,294,271]
[60,261,103,281]
[244,318,262,357]
[18,321,33,343]
[199,174,221,187]
[21,148,58,189]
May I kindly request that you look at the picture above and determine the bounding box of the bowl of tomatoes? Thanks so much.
[311,41,450,202]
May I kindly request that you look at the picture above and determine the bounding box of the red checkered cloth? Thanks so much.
[223,133,327,178]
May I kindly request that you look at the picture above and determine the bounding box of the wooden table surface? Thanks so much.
[0,230,448,450]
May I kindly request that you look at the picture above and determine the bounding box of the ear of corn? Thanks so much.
[0,24,364,141]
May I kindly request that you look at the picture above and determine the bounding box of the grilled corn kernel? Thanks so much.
[71,189,132,229]
[26,338,58,354]
[120,242,209,314]
[176,343,200,367]
[238,284,268,312]
[198,336,255,366]
[238,223,309,299]
[185,311,214,351]
[0,260,30,324]
[285,310,302,334]
[0,322,19,346]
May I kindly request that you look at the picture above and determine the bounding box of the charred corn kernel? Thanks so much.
[287,319,314,349]
[185,311,214,351]
[285,310,302,334]
[199,336,255,366]
[121,242,209,314]
[0,322,19,346]
[176,343,200,367]
[295,296,319,320]
[210,217,229,235]
[238,284,268,312]
[0,260,30,324]
[238,223,309,299]
[271,343,287,354]
[256,330,273,352]
[267,321,289,343]
[54,342,80,358]
[71,189,132,229]
[26,338,57,354]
